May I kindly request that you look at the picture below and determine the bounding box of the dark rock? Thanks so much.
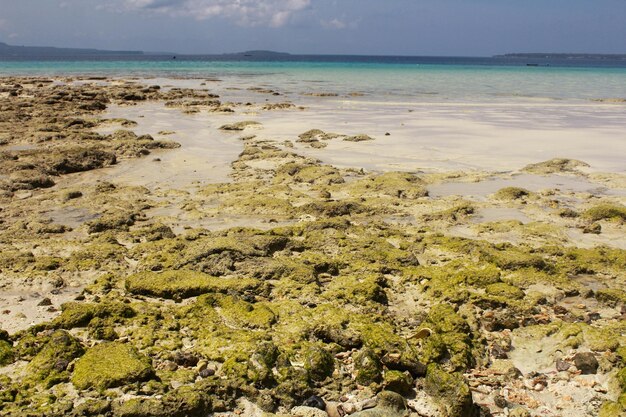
[493,395,507,408]
[37,297,53,306]
[583,223,602,234]
[199,368,215,378]
[490,343,509,359]
[172,351,200,368]
[553,305,569,315]
[573,352,599,374]
[303,395,326,410]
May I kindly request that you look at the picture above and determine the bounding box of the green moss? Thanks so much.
[347,172,427,199]
[485,283,525,300]
[354,348,383,385]
[52,300,134,329]
[125,270,261,299]
[217,295,276,329]
[72,342,153,390]
[598,401,624,417]
[323,274,388,305]
[584,204,626,222]
[419,304,474,371]
[0,340,14,366]
[383,370,413,395]
[274,162,344,186]
[112,386,210,417]
[482,246,548,271]
[26,330,84,388]
[523,158,589,174]
[595,289,626,307]
[493,187,532,200]
[303,344,334,382]
[424,364,475,417]
[247,341,279,386]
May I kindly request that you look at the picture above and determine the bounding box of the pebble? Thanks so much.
[291,406,329,417]
[303,395,326,411]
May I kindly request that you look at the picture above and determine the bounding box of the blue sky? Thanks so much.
[1,0,625,55]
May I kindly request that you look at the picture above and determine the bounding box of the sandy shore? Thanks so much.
[0,76,625,417]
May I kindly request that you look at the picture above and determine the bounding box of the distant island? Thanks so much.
[496,53,626,60]
[0,41,143,57]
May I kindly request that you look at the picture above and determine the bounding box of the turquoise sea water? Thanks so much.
[2,59,626,102]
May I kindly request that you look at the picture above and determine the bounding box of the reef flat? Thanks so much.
[0,77,625,417]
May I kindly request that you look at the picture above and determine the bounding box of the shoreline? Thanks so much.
[0,75,625,417]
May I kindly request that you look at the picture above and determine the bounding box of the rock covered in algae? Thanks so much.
[72,342,154,390]
[25,330,84,388]
[424,364,478,417]
[125,270,261,299]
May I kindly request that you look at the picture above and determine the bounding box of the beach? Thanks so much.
[0,69,625,417]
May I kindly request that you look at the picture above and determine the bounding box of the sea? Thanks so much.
[1,55,626,102]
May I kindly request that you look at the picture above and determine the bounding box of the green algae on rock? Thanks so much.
[25,330,84,388]
[72,342,154,390]
[125,270,261,299]
[584,203,626,222]
[522,158,590,174]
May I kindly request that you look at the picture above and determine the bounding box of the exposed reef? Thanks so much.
[0,77,625,417]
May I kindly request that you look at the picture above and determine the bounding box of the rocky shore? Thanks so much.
[0,77,625,417]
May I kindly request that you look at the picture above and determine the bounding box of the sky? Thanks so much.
[1,0,625,56]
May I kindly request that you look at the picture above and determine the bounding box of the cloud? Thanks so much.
[108,0,312,27]
[321,18,346,29]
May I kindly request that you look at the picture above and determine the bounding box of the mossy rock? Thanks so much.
[72,342,154,390]
[125,270,261,299]
[0,340,14,366]
[424,364,477,417]
[485,283,525,300]
[348,172,427,199]
[419,304,475,371]
[303,344,335,382]
[200,294,276,329]
[523,158,589,174]
[493,187,532,200]
[323,274,388,305]
[584,204,626,222]
[354,348,383,385]
[112,385,211,417]
[26,330,84,387]
[383,370,413,395]
[595,289,626,307]
[52,301,135,329]
[598,401,624,417]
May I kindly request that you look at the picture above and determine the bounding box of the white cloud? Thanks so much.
[108,0,312,27]
[321,18,346,29]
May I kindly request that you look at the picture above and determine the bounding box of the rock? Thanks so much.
[72,342,154,390]
[219,121,261,131]
[291,406,329,417]
[26,330,84,385]
[350,391,406,417]
[354,348,383,385]
[424,364,479,417]
[304,345,335,382]
[344,134,374,142]
[493,395,507,408]
[573,352,599,375]
[383,370,414,395]
[37,297,52,306]
[325,402,345,417]
[556,359,571,372]
[0,340,14,366]
[303,395,326,410]
[508,407,531,417]
[583,222,602,234]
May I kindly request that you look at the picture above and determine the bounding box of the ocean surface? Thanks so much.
[1,55,626,102]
